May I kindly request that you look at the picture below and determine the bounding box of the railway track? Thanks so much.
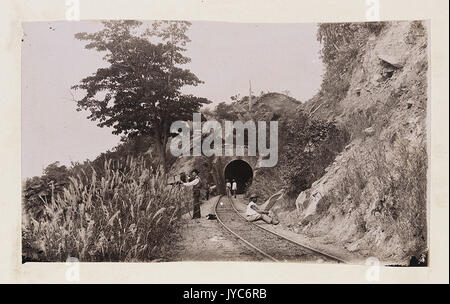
[214,195,343,263]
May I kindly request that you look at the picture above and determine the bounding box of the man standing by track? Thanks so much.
[183,169,202,219]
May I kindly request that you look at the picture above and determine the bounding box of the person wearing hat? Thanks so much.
[246,193,279,225]
[182,169,202,219]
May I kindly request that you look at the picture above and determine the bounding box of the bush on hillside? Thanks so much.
[278,110,349,197]
[213,102,240,121]
[23,162,70,220]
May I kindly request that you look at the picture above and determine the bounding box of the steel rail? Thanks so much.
[228,196,345,263]
[214,195,344,263]
[214,196,278,261]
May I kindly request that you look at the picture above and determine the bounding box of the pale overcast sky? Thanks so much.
[22,21,324,178]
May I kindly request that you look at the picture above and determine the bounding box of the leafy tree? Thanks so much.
[213,102,240,121]
[23,162,70,219]
[72,21,210,170]
[43,161,69,184]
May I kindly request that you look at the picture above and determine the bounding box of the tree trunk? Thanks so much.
[153,129,167,172]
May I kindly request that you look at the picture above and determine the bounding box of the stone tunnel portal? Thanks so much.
[224,159,253,194]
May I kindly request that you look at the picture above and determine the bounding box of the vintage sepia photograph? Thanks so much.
[21,19,429,266]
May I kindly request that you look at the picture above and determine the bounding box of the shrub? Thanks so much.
[278,110,349,197]
[213,102,240,121]
[23,162,70,220]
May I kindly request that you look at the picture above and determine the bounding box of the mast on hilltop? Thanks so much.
[248,80,252,111]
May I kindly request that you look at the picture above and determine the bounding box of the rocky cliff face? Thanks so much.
[283,21,428,265]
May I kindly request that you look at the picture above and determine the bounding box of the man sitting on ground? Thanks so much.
[246,193,279,225]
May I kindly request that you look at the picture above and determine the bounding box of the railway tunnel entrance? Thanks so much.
[224,159,253,194]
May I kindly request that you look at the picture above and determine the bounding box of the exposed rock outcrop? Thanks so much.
[286,21,428,265]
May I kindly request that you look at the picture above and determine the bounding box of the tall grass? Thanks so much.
[22,157,189,262]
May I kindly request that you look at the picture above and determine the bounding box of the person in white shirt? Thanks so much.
[225,180,231,197]
[246,193,279,224]
[231,179,237,198]
[182,169,202,219]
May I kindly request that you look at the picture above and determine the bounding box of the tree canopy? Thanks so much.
[72,20,210,169]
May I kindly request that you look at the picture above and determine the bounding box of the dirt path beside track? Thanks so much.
[166,196,265,261]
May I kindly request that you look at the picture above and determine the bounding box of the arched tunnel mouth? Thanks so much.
[224,159,253,194]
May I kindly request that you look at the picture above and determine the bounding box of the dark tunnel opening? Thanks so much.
[224,159,253,194]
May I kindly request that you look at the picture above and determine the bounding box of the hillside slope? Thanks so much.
[282,21,428,265]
